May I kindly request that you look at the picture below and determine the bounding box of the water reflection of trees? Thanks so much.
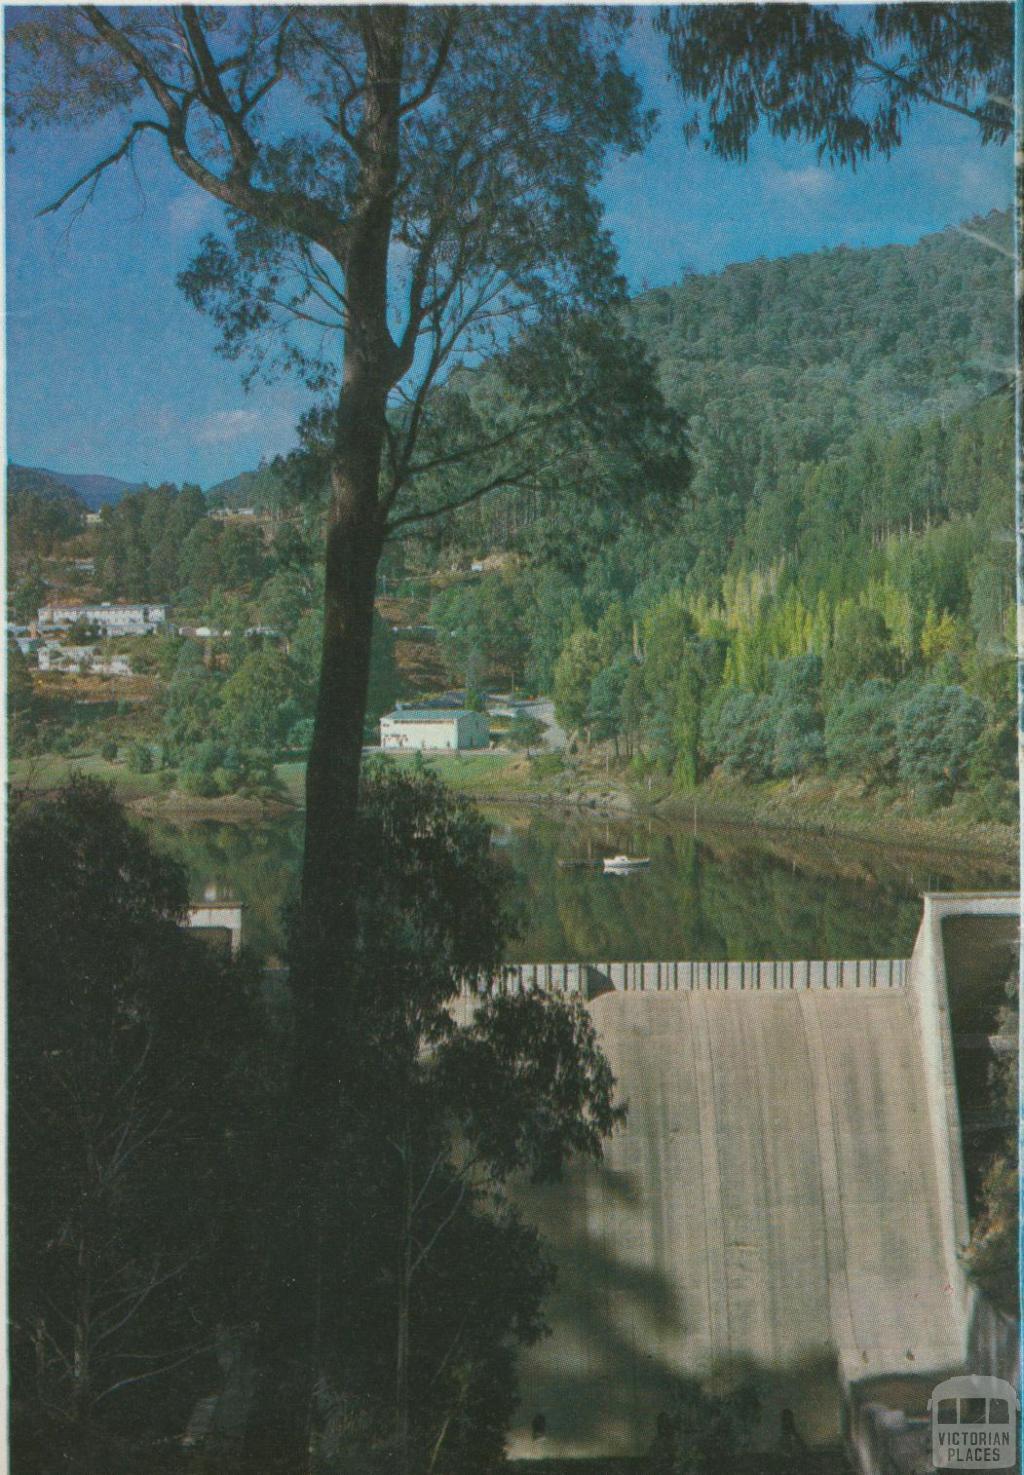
[499,812,1012,963]
[137,807,1012,967]
[136,816,305,963]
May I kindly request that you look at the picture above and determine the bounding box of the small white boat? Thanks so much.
[603,854,650,874]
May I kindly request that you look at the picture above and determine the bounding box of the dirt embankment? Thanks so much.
[476,763,1017,862]
[656,775,1016,862]
[129,790,296,822]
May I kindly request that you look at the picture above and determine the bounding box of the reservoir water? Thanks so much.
[140,804,1015,966]
[138,804,1017,1460]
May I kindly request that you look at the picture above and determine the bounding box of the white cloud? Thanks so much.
[152,404,179,437]
[167,189,220,240]
[767,164,836,200]
[195,409,262,446]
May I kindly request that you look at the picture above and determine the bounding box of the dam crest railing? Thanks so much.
[468,957,909,997]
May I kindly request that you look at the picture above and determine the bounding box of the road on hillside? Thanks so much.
[516,698,566,751]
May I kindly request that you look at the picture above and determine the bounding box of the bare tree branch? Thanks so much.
[954,223,1014,260]
[37,119,167,217]
[93,1343,217,1406]
[386,462,548,534]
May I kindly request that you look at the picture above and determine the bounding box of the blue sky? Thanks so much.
[4,15,1012,491]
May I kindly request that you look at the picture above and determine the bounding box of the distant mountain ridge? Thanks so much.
[11,209,1013,531]
[7,463,142,510]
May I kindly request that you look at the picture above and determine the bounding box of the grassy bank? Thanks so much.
[6,750,541,813]
[8,752,167,801]
[654,773,1017,862]
[9,749,1017,861]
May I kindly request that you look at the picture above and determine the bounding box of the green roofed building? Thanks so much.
[379,707,490,752]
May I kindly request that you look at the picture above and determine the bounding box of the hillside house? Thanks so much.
[380,707,490,751]
[37,643,132,676]
[38,644,95,673]
[37,601,167,636]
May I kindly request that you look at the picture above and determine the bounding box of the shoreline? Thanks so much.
[10,752,1017,864]
[650,781,1017,865]
[473,772,1017,866]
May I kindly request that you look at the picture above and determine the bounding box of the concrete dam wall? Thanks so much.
[451,896,1018,1464]
[472,956,908,996]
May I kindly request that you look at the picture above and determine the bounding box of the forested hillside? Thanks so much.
[632,210,1010,442]
[425,213,1015,822]
[627,207,1011,588]
[7,469,86,569]
[9,212,1016,825]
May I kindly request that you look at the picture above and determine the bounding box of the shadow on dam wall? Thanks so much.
[501,987,955,1461]
[462,894,1021,1467]
[504,1154,843,1465]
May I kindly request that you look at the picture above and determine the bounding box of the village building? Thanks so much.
[37,643,133,676]
[38,644,95,673]
[379,707,490,752]
[37,601,168,636]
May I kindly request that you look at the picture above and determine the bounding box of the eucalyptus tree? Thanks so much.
[7,11,682,1462]
[6,8,681,970]
[8,780,264,1472]
[658,4,1012,165]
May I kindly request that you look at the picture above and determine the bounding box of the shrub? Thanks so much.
[705,689,773,780]
[178,740,222,796]
[99,739,118,762]
[508,710,546,751]
[125,741,154,775]
[824,680,899,788]
[772,702,825,779]
[287,717,316,752]
[896,683,985,808]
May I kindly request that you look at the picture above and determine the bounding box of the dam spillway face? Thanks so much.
[507,986,958,1459]
[451,906,1008,1464]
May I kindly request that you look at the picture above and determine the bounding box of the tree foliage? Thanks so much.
[293,762,624,1470]
[896,681,985,806]
[8,780,264,1470]
[659,5,1012,166]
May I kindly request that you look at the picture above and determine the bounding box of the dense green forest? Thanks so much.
[10,212,1016,822]
[426,212,1015,821]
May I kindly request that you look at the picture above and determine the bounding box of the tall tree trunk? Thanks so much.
[297,2,405,1056]
[243,16,408,1472]
[295,468,386,1071]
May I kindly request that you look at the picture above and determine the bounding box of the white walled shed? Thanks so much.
[379,708,490,751]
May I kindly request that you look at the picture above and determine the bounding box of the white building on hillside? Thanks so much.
[380,707,490,752]
[38,644,96,673]
[37,643,133,676]
[37,602,168,636]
